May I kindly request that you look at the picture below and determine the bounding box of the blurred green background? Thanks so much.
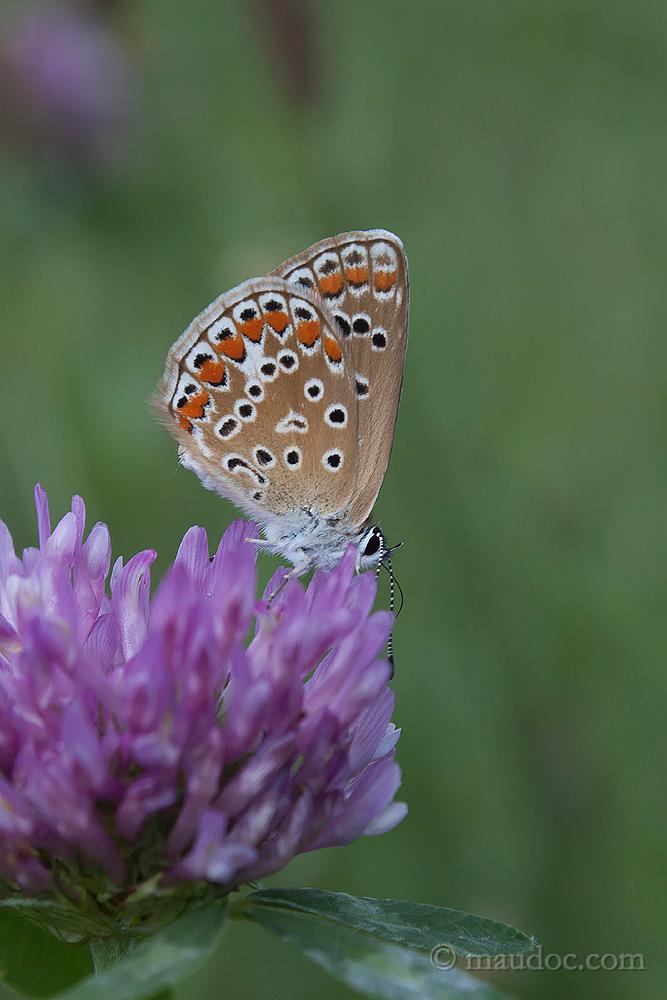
[0,1,664,998]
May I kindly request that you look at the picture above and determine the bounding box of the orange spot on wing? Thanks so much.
[345,266,369,286]
[214,332,246,361]
[318,274,344,296]
[264,310,290,333]
[297,319,320,347]
[199,358,226,385]
[323,335,342,363]
[237,317,263,342]
[179,391,210,420]
[178,415,193,433]
[374,270,397,292]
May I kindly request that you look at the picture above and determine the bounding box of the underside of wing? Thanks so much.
[157,277,359,520]
[274,229,409,525]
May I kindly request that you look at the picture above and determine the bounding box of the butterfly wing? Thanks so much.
[274,229,409,525]
[158,276,359,520]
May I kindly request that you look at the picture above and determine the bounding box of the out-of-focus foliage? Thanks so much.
[0,2,663,999]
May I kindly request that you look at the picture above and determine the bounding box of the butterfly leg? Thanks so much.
[267,551,311,606]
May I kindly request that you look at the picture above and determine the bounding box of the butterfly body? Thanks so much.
[158,230,409,573]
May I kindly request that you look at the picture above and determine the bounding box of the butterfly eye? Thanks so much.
[361,528,383,558]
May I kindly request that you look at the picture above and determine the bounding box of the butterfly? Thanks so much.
[157,229,409,578]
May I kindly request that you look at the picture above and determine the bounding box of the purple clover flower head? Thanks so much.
[0,487,405,933]
[0,3,136,170]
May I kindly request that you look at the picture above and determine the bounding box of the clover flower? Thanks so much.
[0,487,404,935]
[0,3,135,170]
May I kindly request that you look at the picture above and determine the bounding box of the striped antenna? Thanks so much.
[376,541,400,676]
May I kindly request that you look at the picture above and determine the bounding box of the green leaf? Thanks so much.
[0,896,117,942]
[236,900,519,1000]
[0,908,93,998]
[52,901,228,1000]
[90,936,138,974]
[239,888,535,957]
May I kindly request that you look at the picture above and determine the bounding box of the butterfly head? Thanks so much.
[357,523,386,569]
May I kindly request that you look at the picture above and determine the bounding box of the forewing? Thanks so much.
[157,277,359,520]
[274,229,408,524]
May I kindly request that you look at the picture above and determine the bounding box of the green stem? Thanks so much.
[228,897,252,922]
